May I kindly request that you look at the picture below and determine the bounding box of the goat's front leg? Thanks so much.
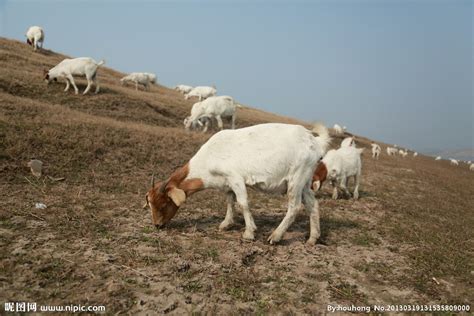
[231,182,256,240]
[216,115,224,130]
[219,192,236,231]
[66,74,79,94]
[201,120,209,133]
[64,78,70,92]
[231,114,236,129]
[331,180,339,200]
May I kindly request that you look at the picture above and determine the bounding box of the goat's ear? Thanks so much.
[167,187,186,206]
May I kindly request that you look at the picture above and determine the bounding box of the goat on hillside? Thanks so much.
[26,26,44,51]
[44,57,105,95]
[312,145,363,200]
[184,96,240,131]
[144,123,330,245]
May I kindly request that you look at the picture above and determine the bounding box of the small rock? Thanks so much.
[35,203,47,209]
[27,159,43,178]
[177,261,190,273]
[163,302,177,314]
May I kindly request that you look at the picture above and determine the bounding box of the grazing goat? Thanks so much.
[185,86,217,101]
[121,72,156,91]
[144,123,331,245]
[184,96,240,131]
[333,124,344,135]
[435,156,442,161]
[312,146,363,200]
[413,152,418,157]
[470,163,474,171]
[26,26,44,51]
[450,159,458,166]
[175,85,193,94]
[340,137,355,148]
[371,142,381,159]
[386,147,397,156]
[44,57,105,95]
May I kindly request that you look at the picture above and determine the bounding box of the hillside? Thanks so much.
[1,37,473,314]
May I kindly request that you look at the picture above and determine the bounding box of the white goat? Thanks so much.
[175,85,193,94]
[413,152,418,157]
[26,26,44,51]
[144,123,331,245]
[386,147,398,156]
[398,149,408,157]
[121,72,156,91]
[333,124,344,135]
[470,163,474,171]
[371,142,381,159]
[450,159,458,166]
[184,96,240,131]
[435,156,442,160]
[185,86,217,101]
[340,137,355,148]
[313,146,363,200]
[44,57,105,95]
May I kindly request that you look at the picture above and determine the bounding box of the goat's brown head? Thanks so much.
[312,162,328,191]
[144,174,186,228]
[43,69,50,83]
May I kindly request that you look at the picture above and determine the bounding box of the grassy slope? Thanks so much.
[0,37,472,314]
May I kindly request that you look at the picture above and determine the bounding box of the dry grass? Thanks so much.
[0,37,473,314]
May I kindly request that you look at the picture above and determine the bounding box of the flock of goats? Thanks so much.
[25,26,474,244]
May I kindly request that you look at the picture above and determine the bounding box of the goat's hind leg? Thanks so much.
[353,174,360,200]
[93,72,100,94]
[268,177,305,244]
[302,184,321,245]
[83,74,93,95]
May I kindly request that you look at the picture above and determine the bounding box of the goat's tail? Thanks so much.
[97,59,106,67]
[312,122,331,154]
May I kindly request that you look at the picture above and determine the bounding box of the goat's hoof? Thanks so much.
[267,231,281,244]
[219,220,234,231]
[306,238,317,246]
[242,230,255,241]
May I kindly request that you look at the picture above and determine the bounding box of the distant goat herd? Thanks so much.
[24,26,474,245]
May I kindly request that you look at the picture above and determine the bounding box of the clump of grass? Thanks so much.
[351,232,381,247]
[328,280,368,304]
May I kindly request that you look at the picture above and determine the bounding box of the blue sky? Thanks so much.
[0,0,472,154]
